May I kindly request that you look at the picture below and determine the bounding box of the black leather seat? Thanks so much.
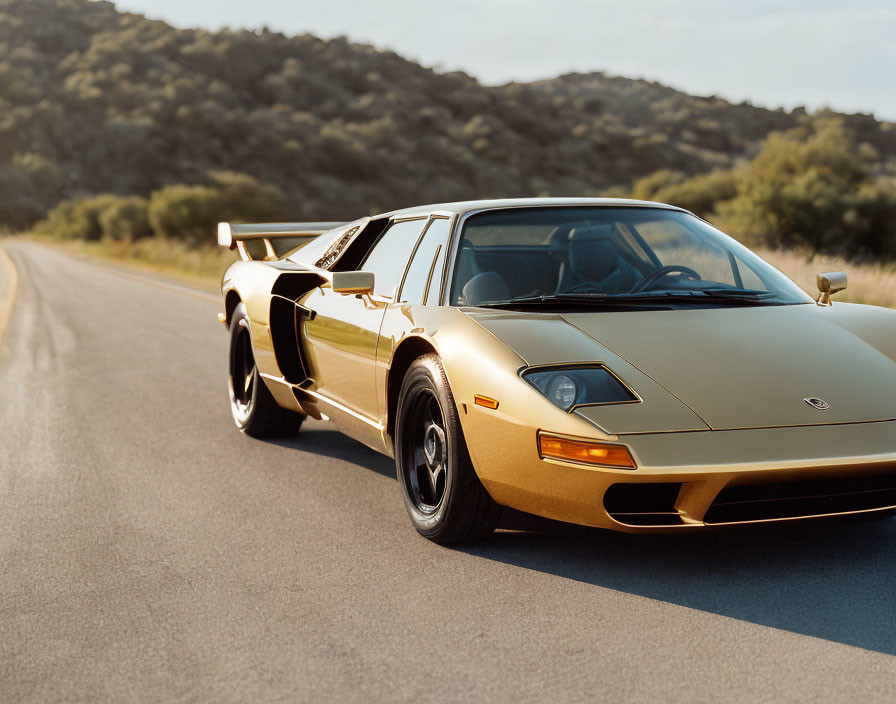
[455,242,481,292]
[453,242,511,305]
[556,224,642,294]
[461,272,509,305]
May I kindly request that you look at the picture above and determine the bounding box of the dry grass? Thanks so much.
[756,248,896,308]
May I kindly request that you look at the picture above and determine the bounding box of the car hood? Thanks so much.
[467,303,896,433]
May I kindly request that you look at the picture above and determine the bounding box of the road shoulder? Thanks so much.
[20,236,226,296]
[11,238,220,304]
[0,240,19,341]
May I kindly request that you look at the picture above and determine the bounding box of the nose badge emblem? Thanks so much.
[804,397,830,410]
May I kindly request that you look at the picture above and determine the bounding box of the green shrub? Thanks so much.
[632,168,738,217]
[712,120,875,253]
[630,169,686,201]
[34,194,121,241]
[845,178,896,257]
[97,195,152,240]
[624,120,896,259]
[35,171,288,245]
[147,184,222,244]
[147,171,287,243]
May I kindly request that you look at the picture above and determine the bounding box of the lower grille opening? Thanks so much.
[705,472,896,524]
[604,482,684,526]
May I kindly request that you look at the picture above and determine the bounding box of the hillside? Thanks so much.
[528,73,896,166]
[0,0,894,229]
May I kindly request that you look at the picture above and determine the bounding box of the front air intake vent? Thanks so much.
[603,482,684,526]
[704,472,896,524]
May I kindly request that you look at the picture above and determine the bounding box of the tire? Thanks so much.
[395,354,500,544]
[228,302,303,438]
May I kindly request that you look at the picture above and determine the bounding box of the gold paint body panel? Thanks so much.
[302,287,381,417]
[562,304,896,430]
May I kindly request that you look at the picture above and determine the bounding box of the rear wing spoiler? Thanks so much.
[217,222,348,261]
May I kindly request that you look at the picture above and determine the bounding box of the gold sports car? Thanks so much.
[217,198,896,543]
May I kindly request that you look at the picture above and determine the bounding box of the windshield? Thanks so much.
[450,207,812,307]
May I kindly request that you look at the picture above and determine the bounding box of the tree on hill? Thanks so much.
[632,120,896,257]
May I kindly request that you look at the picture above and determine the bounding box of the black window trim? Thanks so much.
[396,215,452,305]
[358,215,430,299]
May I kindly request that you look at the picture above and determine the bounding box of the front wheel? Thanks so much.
[395,355,500,544]
[228,302,303,438]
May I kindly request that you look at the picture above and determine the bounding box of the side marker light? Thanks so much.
[474,395,499,410]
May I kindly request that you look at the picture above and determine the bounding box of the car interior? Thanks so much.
[454,220,658,305]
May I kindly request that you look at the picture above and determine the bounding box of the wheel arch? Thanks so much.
[386,335,439,442]
[224,289,242,325]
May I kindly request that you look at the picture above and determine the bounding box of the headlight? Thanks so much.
[523,366,637,411]
[544,374,578,409]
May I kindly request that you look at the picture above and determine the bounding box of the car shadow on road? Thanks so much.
[268,426,397,480]
[462,516,896,655]
[268,426,896,655]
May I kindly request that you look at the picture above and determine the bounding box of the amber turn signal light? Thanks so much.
[538,433,636,469]
[474,394,499,410]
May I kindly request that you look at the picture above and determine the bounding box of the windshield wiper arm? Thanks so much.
[475,293,628,308]
[618,291,774,306]
[475,292,700,308]
[475,290,777,308]
[700,288,776,299]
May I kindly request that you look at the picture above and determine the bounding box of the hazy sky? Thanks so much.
[115,0,896,120]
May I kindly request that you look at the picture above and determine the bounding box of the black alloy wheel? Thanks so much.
[228,302,303,438]
[395,354,500,544]
[403,386,449,514]
[230,317,256,417]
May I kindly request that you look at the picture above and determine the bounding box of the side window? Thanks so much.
[360,219,427,297]
[398,218,451,305]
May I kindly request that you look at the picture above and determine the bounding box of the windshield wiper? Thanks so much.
[476,293,628,308]
[474,289,778,308]
[700,288,776,300]
[600,291,775,306]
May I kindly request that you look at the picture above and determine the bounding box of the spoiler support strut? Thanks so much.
[217,221,348,261]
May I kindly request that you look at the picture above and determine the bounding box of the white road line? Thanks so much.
[0,242,19,342]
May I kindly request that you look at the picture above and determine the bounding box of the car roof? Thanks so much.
[377,197,686,219]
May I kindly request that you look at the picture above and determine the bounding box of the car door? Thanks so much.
[302,217,429,428]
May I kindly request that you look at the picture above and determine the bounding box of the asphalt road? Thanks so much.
[2,240,896,703]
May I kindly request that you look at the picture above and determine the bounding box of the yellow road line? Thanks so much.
[0,242,19,342]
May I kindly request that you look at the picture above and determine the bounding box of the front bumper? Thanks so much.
[465,412,896,532]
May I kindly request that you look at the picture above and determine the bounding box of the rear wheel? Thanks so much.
[229,302,303,438]
[395,355,500,544]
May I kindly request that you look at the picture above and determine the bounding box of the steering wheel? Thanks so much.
[630,265,701,293]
